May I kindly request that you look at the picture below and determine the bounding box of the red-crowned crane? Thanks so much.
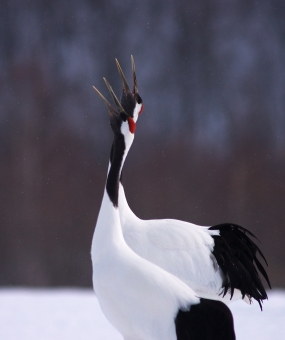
[91,60,236,340]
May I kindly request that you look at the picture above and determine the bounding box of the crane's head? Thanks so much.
[93,56,143,136]
[116,56,144,126]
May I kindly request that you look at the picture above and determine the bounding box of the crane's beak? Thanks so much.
[103,78,125,114]
[115,56,138,95]
[115,58,131,94]
[94,56,139,116]
[92,86,117,116]
[93,77,126,116]
[131,55,138,95]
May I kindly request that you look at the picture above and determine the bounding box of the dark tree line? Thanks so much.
[0,0,284,287]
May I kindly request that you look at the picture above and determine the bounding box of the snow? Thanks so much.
[0,288,283,340]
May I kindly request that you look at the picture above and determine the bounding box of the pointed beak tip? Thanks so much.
[116,59,131,93]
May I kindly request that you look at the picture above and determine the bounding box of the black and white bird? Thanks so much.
[113,57,270,309]
[91,63,236,340]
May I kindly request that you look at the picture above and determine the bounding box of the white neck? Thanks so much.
[92,120,134,256]
[117,109,142,226]
[121,120,134,150]
[132,102,143,123]
[118,183,140,226]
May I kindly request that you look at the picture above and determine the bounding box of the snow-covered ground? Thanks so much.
[0,288,283,340]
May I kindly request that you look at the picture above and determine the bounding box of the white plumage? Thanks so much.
[119,184,249,303]
[119,189,229,300]
[91,58,235,339]
[91,118,199,340]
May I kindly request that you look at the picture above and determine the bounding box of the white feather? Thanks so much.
[118,105,247,303]
[91,116,200,339]
[92,189,200,340]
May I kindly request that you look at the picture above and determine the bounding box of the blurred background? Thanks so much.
[0,0,284,289]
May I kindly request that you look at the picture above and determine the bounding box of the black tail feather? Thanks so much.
[209,223,270,310]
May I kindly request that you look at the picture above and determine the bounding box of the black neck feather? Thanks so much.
[106,133,125,207]
[110,140,124,184]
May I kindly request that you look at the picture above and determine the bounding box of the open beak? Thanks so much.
[103,78,125,113]
[94,56,138,115]
[93,76,126,116]
[92,86,116,116]
[115,56,138,95]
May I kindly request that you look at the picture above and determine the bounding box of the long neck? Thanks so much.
[106,133,125,207]
[118,182,140,226]
[93,122,133,251]
[107,119,134,203]
[109,118,135,205]
[111,124,139,224]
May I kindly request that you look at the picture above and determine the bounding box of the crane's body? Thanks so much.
[91,57,236,339]
[114,58,270,308]
[92,187,200,340]
[119,184,227,300]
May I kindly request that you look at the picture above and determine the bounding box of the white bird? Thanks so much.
[113,56,270,309]
[91,65,236,340]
